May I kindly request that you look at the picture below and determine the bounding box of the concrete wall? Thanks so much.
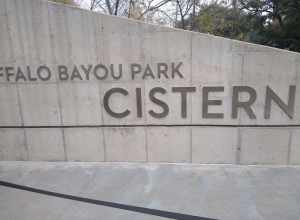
[1,0,300,164]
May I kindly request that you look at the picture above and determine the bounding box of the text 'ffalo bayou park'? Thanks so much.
[0,62,296,120]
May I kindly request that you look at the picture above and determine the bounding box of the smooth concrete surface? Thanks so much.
[0,162,300,220]
[1,127,298,165]
[0,0,300,164]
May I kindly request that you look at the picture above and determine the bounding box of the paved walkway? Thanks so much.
[0,162,299,220]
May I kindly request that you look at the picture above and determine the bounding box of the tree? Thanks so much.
[85,0,171,20]
[65,0,300,52]
[195,3,253,40]
[88,0,129,16]
[239,0,300,52]
[174,0,193,29]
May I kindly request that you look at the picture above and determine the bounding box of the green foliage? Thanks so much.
[193,0,300,52]
[240,0,300,52]
[196,3,253,41]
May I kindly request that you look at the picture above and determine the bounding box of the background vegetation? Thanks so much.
[50,0,300,52]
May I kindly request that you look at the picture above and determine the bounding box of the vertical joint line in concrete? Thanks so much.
[47,3,68,162]
[145,126,149,162]
[23,128,29,160]
[190,33,193,84]
[98,84,107,162]
[7,0,30,161]
[16,70,29,161]
[287,129,293,165]
[61,128,68,161]
[16,65,30,160]
[143,81,148,163]
[235,54,245,165]
[241,53,245,82]
[190,34,193,163]
[47,8,68,161]
[143,84,148,162]
[190,126,193,163]
[236,127,242,164]
[16,78,29,161]
[55,83,67,161]
[5,0,14,64]
[101,127,107,162]
[97,71,106,162]
[293,55,298,83]
[96,71,106,162]
[97,14,107,162]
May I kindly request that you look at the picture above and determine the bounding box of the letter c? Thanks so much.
[103,88,130,118]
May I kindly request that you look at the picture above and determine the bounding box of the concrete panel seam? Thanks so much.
[236,127,242,164]
[97,11,107,162]
[189,126,192,163]
[145,127,149,162]
[287,129,293,165]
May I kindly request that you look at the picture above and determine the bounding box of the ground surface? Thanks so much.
[0,162,299,220]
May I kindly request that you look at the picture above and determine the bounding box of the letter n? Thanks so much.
[264,86,296,119]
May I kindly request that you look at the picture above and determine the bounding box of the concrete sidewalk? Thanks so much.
[0,162,299,220]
